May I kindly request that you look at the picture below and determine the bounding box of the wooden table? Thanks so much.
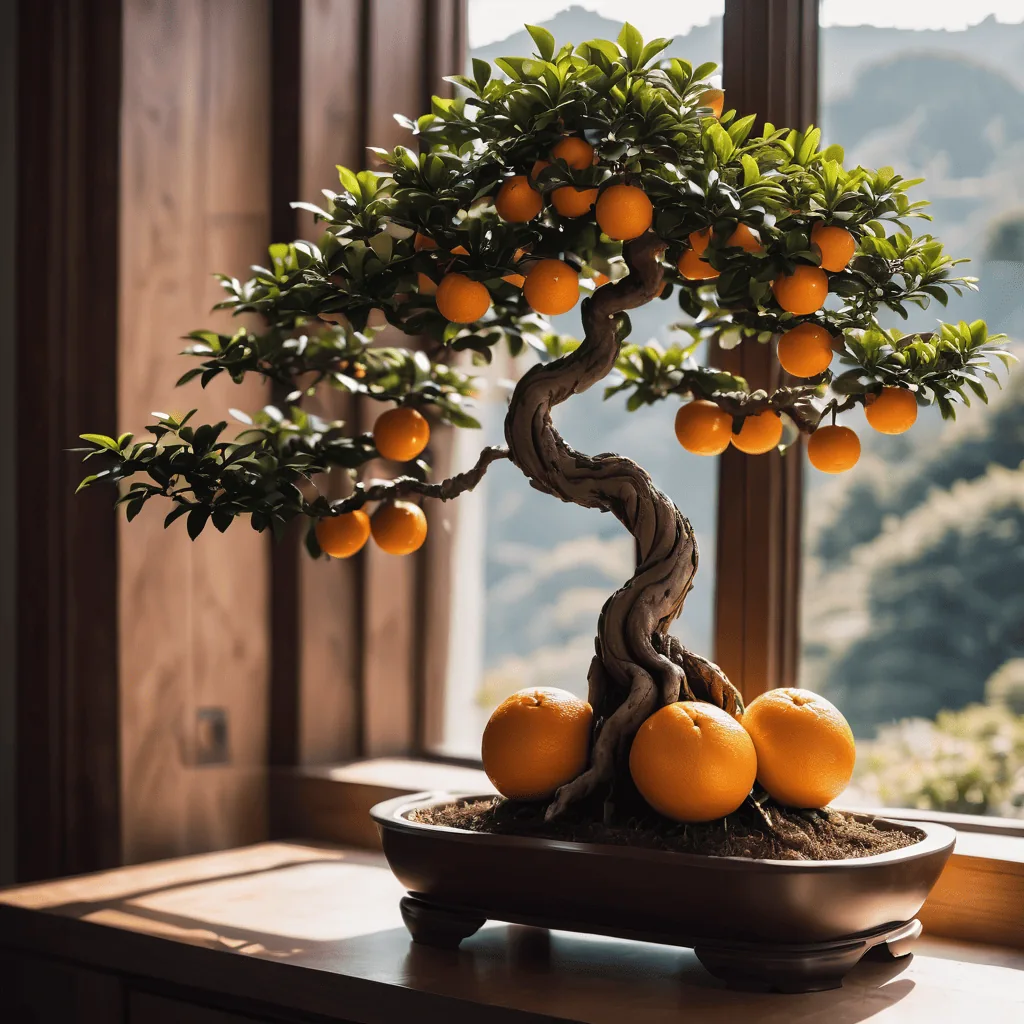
[1,842,1022,1023]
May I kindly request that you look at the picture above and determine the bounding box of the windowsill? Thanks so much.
[270,758,1024,951]
[1,840,1022,1023]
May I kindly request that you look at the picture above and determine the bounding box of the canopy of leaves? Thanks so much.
[78,22,1008,540]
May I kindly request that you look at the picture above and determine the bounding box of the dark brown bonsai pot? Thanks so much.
[371,791,956,993]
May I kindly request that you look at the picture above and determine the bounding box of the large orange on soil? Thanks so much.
[811,223,856,272]
[596,184,653,240]
[742,688,856,809]
[482,687,593,801]
[552,185,598,218]
[373,407,430,462]
[523,259,579,316]
[551,137,595,169]
[435,273,491,323]
[315,510,370,559]
[370,501,427,555]
[629,701,757,822]
[864,387,918,434]
[772,265,829,315]
[674,399,732,456]
[731,410,783,455]
[495,175,543,222]
[777,323,835,378]
[807,424,860,473]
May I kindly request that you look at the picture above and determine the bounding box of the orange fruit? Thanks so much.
[674,399,732,455]
[811,223,856,272]
[741,688,856,809]
[315,510,370,559]
[495,175,543,222]
[373,406,431,462]
[689,228,712,254]
[416,272,437,296]
[630,701,757,822]
[552,185,598,217]
[726,223,763,253]
[502,272,526,288]
[678,248,719,281]
[807,424,860,473]
[772,265,829,315]
[435,273,491,322]
[370,500,427,555]
[451,244,469,256]
[777,323,834,378]
[731,410,783,454]
[523,259,579,316]
[697,88,725,118]
[551,137,595,169]
[864,387,918,434]
[593,271,611,287]
[482,687,593,801]
[596,184,653,240]
[530,158,550,181]
[413,232,437,251]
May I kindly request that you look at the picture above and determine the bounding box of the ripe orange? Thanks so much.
[726,223,763,252]
[697,88,725,118]
[451,244,470,256]
[495,175,543,222]
[678,248,719,281]
[674,399,732,455]
[772,265,829,315]
[731,410,783,455]
[552,185,598,217]
[370,500,427,555]
[482,687,593,801]
[530,158,550,181]
[413,232,437,251]
[777,323,835,378]
[741,688,856,809]
[596,184,653,240]
[864,387,918,434]
[807,424,860,473]
[690,228,712,254]
[551,137,595,169]
[523,259,579,315]
[315,510,370,559]
[811,223,856,272]
[502,272,526,288]
[630,701,757,822]
[593,271,611,287]
[373,406,431,462]
[435,273,491,322]
[416,272,437,296]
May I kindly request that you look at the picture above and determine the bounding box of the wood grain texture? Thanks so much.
[2,842,1023,1024]
[118,0,271,863]
[14,0,123,880]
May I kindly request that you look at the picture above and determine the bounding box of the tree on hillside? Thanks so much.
[75,25,1005,822]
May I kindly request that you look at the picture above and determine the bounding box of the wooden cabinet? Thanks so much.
[0,951,122,1024]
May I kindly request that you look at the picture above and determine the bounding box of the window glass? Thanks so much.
[801,4,1024,817]
[435,2,726,758]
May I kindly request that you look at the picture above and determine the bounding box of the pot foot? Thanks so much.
[695,919,921,994]
[400,896,486,950]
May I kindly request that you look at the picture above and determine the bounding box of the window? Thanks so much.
[800,3,1024,817]
[434,2,726,758]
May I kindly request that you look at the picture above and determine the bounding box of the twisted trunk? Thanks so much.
[504,235,741,821]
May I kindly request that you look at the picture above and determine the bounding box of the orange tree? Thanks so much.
[77,25,1010,821]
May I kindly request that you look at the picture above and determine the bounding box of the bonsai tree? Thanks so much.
[79,25,1009,825]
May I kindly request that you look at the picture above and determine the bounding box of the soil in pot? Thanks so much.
[412,796,923,861]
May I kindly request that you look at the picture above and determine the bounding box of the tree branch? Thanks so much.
[325,445,509,514]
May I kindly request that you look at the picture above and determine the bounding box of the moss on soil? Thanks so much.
[411,796,921,861]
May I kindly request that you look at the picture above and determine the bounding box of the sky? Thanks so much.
[468,1,1024,49]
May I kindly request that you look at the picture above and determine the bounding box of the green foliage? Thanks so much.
[75,21,1004,538]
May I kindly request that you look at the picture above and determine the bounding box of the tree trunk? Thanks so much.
[504,235,741,821]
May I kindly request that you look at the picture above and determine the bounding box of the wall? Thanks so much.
[118,0,272,862]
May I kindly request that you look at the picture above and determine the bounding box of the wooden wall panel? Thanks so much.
[119,0,271,863]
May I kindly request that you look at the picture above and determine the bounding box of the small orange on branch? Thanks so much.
[811,223,856,272]
[777,323,835,378]
[495,175,543,222]
[674,399,732,455]
[523,259,580,316]
[731,410,783,455]
[373,406,431,463]
[864,387,918,434]
[315,511,370,559]
[772,265,829,315]
[551,136,595,169]
[595,184,653,240]
[552,185,598,217]
[807,424,860,473]
[371,500,428,555]
[435,272,491,323]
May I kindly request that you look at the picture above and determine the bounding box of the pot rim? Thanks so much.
[371,791,957,870]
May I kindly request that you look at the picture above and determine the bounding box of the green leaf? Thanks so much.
[741,154,760,187]
[164,504,190,528]
[79,433,120,451]
[617,22,643,65]
[472,57,491,89]
[187,507,209,540]
[526,24,555,62]
[336,165,361,198]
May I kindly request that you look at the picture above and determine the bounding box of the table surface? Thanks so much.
[2,842,1022,1023]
